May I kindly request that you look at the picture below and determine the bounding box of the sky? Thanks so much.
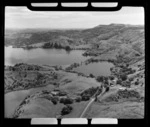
[5,6,144,29]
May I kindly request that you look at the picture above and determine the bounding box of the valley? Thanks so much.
[4,24,145,118]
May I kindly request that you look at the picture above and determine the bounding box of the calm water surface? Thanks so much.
[4,46,114,117]
[73,62,114,76]
[5,46,89,66]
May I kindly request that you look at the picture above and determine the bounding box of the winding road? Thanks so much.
[79,85,106,118]
[79,98,95,118]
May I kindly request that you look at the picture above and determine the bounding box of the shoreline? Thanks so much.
[5,45,90,51]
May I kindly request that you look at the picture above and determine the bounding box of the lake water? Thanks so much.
[5,46,89,66]
[4,46,114,117]
[73,62,114,76]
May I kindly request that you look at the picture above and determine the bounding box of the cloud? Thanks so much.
[5,7,144,29]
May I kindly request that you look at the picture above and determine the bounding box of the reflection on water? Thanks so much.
[5,46,89,66]
[73,62,114,76]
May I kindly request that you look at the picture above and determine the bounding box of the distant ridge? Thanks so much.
[5,23,144,48]
[94,23,144,28]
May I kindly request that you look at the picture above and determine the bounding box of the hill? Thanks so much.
[4,24,145,118]
[5,24,144,51]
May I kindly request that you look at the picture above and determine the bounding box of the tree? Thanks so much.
[54,43,59,48]
[42,42,53,48]
[126,64,129,67]
[135,81,139,85]
[120,74,127,81]
[116,79,122,85]
[104,76,108,81]
[80,87,98,98]
[104,80,109,85]
[129,77,134,82]
[96,76,104,82]
[42,90,50,94]
[53,82,58,86]
[81,95,90,101]
[65,46,71,51]
[105,86,110,92]
[89,73,94,78]
[53,75,57,79]
[58,91,67,96]
[110,67,113,71]
[75,96,82,102]
[60,98,73,104]
[61,105,73,115]
[51,97,58,105]
[57,44,62,49]
[132,69,136,74]
[109,76,115,80]
[121,81,131,88]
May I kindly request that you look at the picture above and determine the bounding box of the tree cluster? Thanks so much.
[59,98,73,104]
[80,87,99,101]
[61,105,73,115]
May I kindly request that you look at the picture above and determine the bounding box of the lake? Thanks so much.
[73,62,114,76]
[5,46,89,66]
[4,46,114,117]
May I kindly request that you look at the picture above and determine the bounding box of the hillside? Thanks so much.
[5,24,144,50]
[5,23,145,118]
[5,61,144,118]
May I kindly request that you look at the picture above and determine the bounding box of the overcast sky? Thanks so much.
[5,6,144,29]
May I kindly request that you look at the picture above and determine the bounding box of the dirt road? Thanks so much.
[79,98,95,118]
